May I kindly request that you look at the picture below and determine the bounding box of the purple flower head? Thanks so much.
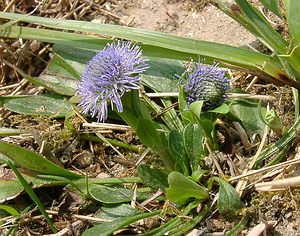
[77,41,149,122]
[184,61,230,111]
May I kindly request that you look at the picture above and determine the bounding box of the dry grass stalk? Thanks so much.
[246,221,276,236]
[230,157,300,182]
[235,125,269,196]
[83,122,134,132]
[255,175,300,191]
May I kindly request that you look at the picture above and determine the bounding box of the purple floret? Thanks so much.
[77,41,149,122]
[184,61,230,110]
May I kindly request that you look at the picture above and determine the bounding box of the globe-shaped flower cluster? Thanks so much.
[184,61,230,111]
[77,41,149,122]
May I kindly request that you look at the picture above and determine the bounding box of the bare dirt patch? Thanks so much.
[123,0,255,46]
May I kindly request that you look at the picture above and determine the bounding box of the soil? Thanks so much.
[126,0,256,46]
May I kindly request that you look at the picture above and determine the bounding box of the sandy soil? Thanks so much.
[121,0,256,46]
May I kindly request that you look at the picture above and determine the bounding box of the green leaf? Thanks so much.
[82,210,160,236]
[0,205,19,216]
[33,54,80,96]
[209,103,230,114]
[89,184,156,204]
[168,130,190,175]
[229,99,266,136]
[257,117,300,164]
[225,215,249,236]
[89,185,133,204]
[136,118,174,170]
[3,94,73,117]
[136,118,164,152]
[7,160,57,233]
[189,101,203,119]
[183,124,206,169]
[199,115,217,149]
[141,58,184,92]
[0,180,24,203]
[284,0,300,44]
[212,177,243,214]
[0,141,80,178]
[259,102,283,135]
[259,0,282,18]
[0,24,108,49]
[0,95,28,106]
[96,204,139,221]
[137,164,169,191]
[0,13,285,74]
[178,86,195,125]
[166,172,208,204]
[235,0,287,53]
[55,44,184,94]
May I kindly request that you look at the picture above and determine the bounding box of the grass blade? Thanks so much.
[0,141,81,178]
[284,0,300,44]
[0,13,282,69]
[235,0,287,53]
[257,118,300,164]
[259,0,282,18]
[7,160,57,233]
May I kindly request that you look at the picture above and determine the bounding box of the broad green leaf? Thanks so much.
[46,53,81,80]
[34,54,80,96]
[96,204,139,221]
[65,177,142,198]
[89,185,133,204]
[258,102,283,135]
[209,103,230,114]
[189,101,203,120]
[137,164,169,191]
[183,124,206,169]
[0,95,27,106]
[54,44,184,93]
[178,86,195,125]
[229,99,266,136]
[0,180,24,204]
[259,0,282,18]
[0,141,80,178]
[166,172,208,204]
[121,90,152,126]
[168,130,190,175]
[199,115,217,149]
[136,118,174,170]
[212,177,243,214]
[89,184,154,204]
[3,94,72,117]
[141,58,184,92]
[53,44,98,64]
[82,210,160,236]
